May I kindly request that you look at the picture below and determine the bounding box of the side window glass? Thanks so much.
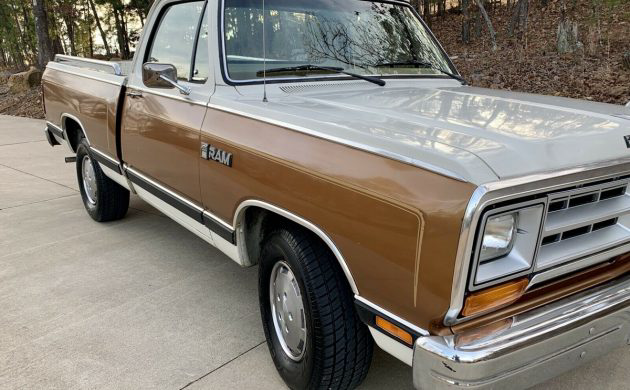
[192,6,210,83]
[147,1,205,82]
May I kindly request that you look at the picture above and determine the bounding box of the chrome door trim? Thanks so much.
[203,209,233,230]
[126,166,204,220]
[89,147,122,174]
[445,159,630,326]
[131,86,209,107]
[234,199,359,294]
[123,166,235,242]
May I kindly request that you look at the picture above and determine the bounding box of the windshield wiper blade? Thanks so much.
[374,61,467,85]
[256,64,386,86]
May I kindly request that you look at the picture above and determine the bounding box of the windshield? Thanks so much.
[222,0,455,82]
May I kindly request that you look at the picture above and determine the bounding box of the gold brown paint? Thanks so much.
[42,68,119,157]
[120,90,204,202]
[199,107,476,329]
[43,69,630,332]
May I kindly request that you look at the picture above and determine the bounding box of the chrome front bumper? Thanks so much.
[413,275,630,389]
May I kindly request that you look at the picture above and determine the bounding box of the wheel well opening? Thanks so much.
[63,117,84,152]
[238,207,282,267]
[237,205,358,294]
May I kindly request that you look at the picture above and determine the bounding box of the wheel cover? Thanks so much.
[269,260,307,361]
[81,155,97,205]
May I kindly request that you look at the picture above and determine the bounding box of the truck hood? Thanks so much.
[226,81,630,185]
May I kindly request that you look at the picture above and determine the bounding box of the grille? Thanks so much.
[536,179,630,270]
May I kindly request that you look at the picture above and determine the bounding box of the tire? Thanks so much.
[76,138,129,222]
[259,225,373,390]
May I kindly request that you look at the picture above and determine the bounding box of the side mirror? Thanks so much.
[142,63,191,95]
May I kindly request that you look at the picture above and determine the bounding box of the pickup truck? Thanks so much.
[41,0,630,389]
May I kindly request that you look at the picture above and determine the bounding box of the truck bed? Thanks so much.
[42,55,128,161]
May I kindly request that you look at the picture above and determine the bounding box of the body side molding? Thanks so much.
[126,167,204,222]
[90,147,122,174]
[233,199,359,295]
[124,166,236,243]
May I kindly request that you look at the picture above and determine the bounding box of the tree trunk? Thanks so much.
[462,0,472,44]
[474,0,498,50]
[411,0,420,13]
[11,10,30,65]
[112,5,130,59]
[423,0,431,25]
[32,0,55,69]
[438,0,446,16]
[557,6,580,54]
[509,0,529,41]
[88,0,112,57]
[62,6,77,57]
[0,45,7,68]
[21,4,38,65]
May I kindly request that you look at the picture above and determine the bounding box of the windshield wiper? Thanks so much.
[375,61,467,85]
[256,64,386,86]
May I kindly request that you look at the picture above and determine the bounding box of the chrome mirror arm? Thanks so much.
[158,74,191,96]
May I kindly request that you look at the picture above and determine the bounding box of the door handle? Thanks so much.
[126,90,143,99]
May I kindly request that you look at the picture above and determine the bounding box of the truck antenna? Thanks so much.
[262,0,268,102]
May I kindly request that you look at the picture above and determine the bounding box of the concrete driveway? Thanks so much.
[0,115,628,390]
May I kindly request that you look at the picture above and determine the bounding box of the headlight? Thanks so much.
[473,203,544,286]
[480,213,517,262]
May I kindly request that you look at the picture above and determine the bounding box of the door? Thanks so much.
[121,1,211,204]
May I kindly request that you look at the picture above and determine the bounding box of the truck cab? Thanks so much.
[42,0,630,389]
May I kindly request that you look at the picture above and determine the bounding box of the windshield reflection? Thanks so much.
[223,0,454,81]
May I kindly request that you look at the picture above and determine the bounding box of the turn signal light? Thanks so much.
[375,316,413,345]
[462,278,529,317]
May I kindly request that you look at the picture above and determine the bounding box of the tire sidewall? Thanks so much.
[76,140,100,219]
[259,230,316,390]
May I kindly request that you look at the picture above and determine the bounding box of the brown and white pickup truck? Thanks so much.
[41,0,630,389]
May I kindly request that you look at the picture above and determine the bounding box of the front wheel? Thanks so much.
[259,226,373,390]
[76,138,129,222]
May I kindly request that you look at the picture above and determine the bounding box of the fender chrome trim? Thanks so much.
[234,199,360,294]
[60,113,90,153]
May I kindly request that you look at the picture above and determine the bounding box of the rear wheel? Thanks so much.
[259,226,373,390]
[76,138,129,222]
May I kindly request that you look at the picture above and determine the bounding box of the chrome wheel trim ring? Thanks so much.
[269,260,307,361]
[81,155,97,205]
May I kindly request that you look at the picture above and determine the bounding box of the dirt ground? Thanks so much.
[0,82,45,119]
[431,1,630,105]
[1,1,628,120]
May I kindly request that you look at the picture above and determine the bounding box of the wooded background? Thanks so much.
[0,0,628,118]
